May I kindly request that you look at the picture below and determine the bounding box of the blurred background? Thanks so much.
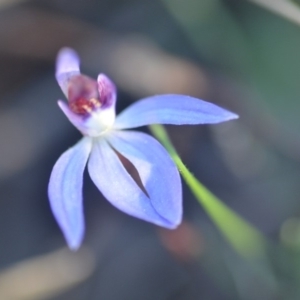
[1,0,300,299]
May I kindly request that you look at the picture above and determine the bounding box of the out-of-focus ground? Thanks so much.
[1,0,300,299]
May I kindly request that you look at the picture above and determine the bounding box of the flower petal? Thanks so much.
[113,94,238,130]
[97,74,117,109]
[88,138,175,228]
[58,100,115,137]
[56,47,81,97]
[107,130,182,227]
[67,74,99,104]
[48,137,92,250]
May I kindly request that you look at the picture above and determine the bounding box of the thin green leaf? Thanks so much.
[150,124,266,258]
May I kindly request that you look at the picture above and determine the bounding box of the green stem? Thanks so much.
[150,124,266,258]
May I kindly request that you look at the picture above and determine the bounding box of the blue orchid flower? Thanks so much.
[48,48,238,250]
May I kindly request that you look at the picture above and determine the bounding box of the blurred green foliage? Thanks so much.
[162,0,300,131]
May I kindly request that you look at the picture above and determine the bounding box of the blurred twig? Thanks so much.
[0,8,209,96]
[0,247,95,300]
[248,0,300,26]
[0,0,29,9]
